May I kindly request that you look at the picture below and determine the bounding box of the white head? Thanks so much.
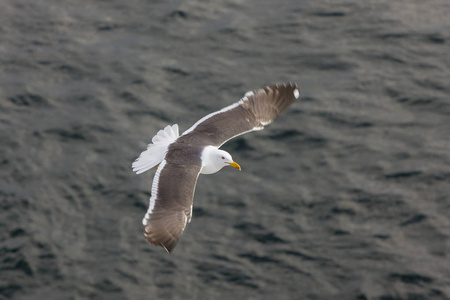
[201,146,241,175]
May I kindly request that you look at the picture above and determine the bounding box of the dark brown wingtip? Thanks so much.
[144,225,179,253]
[144,233,178,253]
[274,82,300,98]
[160,243,171,253]
[290,82,300,99]
[255,82,300,122]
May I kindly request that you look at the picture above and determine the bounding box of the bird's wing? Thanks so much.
[142,143,202,252]
[179,83,300,147]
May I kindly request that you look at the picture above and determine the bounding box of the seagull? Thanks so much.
[132,83,300,252]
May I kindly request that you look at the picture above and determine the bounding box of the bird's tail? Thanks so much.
[132,124,179,174]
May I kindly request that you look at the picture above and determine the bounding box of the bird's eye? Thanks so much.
[221,156,225,159]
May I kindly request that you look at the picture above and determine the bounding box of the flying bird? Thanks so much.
[132,83,300,252]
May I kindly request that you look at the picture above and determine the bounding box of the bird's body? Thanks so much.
[132,83,300,252]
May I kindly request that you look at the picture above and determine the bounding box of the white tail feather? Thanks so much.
[132,124,179,174]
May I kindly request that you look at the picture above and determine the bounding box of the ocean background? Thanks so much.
[1,0,450,299]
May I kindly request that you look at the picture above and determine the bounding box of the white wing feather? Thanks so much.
[132,124,179,174]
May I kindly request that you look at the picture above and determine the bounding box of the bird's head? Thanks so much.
[216,149,241,171]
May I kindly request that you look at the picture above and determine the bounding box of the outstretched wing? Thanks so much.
[142,143,202,252]
[179,83,300,147]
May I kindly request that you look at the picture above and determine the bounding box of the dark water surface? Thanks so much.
[1,0,450,299]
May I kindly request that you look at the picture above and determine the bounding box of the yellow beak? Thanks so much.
[227,161,241,171]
